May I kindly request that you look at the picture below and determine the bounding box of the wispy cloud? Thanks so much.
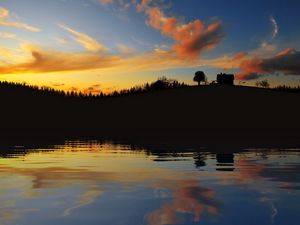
[83,84,102,94]
[59,24,108,52]
[117,43,136,55]
[51,82,65,87]
[0,42,247,76]
[270,16,279,40]
[0,33,16,38]
[0,7,40,32]
[136,0,150,12]
[55,37,69,45]
[2,39,299,84]
[98,0,113,5]
[0,47,12,59]
[0,44,119,74]
[260,16,279,51]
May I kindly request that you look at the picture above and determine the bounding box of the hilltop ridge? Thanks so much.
[1,82,299,139]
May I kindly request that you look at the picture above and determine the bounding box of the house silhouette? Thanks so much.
[217,73,235,85]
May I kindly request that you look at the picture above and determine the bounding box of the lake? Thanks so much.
[0,139,300,225]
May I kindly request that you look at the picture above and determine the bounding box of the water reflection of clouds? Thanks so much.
[147,180,221,225]
[235,160,300,190]
[260,197,278,223]
[0,207,38,225]
[0,162,209,224]
[0,147,300,225]
[63,189,103,216]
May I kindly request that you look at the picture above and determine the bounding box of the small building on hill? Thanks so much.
[217,73,235,85]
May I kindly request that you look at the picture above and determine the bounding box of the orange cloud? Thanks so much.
[0,45,120,74]
[0,43,250,76]
[0,7,255,80]
[143,7,224,59]
[98,0,113,5]
[232,51,248,61]
[59,24,108,52]
[0,7,40,32]
[236,48,300,80]
[136,0,150,12]
[83,84,102,95]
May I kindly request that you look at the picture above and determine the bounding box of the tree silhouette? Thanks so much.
[256,79,270,88]
[193,71,206,86]
[150,77,170,90]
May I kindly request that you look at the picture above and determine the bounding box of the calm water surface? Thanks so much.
[1,140,300,225]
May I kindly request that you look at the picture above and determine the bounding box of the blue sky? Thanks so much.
[0,0,300,92]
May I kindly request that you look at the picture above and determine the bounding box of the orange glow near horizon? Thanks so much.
[1,1,300,93]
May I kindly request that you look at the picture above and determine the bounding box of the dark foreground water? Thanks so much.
[1,140,300,225]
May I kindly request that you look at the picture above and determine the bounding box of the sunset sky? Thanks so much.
[0,0,300,93]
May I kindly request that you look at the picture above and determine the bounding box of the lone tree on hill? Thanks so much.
[193,71,206,86]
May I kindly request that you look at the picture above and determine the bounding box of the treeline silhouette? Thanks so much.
[1,79,299,101]
[273,85,300,93]
[1,76,300,139]
[0,77,187,100]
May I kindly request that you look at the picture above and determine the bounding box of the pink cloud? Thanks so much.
[236,48,300,80]
[232,52,248,61]
[98,0,113,5]
[144,7,224,59]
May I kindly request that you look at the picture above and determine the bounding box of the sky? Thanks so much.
[0,0,300,93]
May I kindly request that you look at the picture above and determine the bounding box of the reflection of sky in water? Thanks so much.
[0,142,300,225]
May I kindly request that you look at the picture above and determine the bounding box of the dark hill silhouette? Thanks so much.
[1,80,300,143]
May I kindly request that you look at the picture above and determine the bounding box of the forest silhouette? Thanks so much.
[0,77,187,100]
[1,77,300,143]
